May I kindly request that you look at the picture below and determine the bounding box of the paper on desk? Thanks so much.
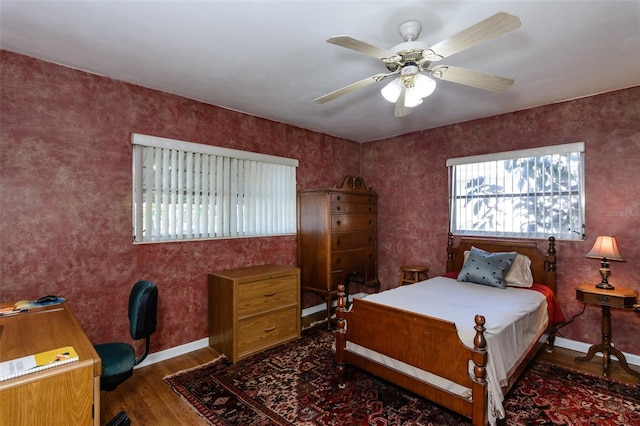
[0,346,78,381]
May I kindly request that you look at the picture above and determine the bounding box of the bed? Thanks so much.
[335,234,562,426]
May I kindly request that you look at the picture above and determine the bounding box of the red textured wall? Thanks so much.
[362,87,640,356]
[0,51,360,354]
[2,50,638,358]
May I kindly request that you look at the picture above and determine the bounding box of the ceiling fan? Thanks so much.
[314,12,521,117]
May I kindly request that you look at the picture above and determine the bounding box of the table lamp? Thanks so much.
[585,236,624,290]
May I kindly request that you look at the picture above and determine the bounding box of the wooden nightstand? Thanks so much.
[575,283,640,378]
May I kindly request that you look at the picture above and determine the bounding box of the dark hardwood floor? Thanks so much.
[101,313,640,425]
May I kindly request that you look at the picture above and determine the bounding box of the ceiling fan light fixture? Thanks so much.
[413,73,437,98]
[404,88,423,107]
[381,78,403,103]
[381,73,435,106]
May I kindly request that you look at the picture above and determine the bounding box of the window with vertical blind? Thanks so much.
[448,142,585,240]
[132,134,298,243]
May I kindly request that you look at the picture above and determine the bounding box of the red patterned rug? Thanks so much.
[164,327,640,425]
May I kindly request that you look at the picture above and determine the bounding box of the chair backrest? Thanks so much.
[128,280,158,340]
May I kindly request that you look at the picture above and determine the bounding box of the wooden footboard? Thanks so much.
[336,285,489,426]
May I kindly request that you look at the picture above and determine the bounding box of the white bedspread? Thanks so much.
[347,276,548,425]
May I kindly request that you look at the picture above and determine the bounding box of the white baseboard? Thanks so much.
[136,301,640,370]
[135,337,209,369]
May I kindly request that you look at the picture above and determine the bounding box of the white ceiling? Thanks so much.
[1,1,639,143]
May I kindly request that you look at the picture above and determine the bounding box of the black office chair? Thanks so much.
[95,280,158,426]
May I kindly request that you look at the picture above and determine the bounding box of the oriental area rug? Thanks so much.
[164,327,640,425]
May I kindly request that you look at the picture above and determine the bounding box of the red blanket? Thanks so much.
[527,283,565,324]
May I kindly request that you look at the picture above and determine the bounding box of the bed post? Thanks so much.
[336,284,347,389]
[471,315,488,426]
[447,232,455,271]
[545,236,558,351]
[544,236,557,294]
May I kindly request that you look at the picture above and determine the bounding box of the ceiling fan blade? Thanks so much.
[394,85,412,117]
[430,65,514,92]
[327,35,397,61]
[314,72,397,104]
[427,12,521,60]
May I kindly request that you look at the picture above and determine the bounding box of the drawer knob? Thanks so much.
[336,238,341,246]
[337,196,341,201]
[597,295,609,303]
[264,291,276,297]
[336,257,342,264]
[336,206,341,211]
[264,325,276,332]
[336,220,341,226]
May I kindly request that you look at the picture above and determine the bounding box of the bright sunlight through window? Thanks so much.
[448,143,585,240]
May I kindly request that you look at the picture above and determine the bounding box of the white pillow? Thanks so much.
[463,250,534,288]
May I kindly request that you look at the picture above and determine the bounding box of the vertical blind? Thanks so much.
[447,142,585,240]
[132,134,298,243]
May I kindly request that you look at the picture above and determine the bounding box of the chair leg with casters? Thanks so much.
[95,280,158,424]
[105,410,131,426]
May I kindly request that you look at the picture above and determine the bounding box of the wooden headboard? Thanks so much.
[446,233,557,294]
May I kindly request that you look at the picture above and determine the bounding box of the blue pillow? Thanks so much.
[458,246,517,289]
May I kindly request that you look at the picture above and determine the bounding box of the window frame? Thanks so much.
[447,142,585,241]
[131,133,298,244]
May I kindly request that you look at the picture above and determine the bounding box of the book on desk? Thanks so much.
[0,346,79,382]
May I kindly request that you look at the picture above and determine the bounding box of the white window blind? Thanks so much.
[447,143,585,240]
[132,134,298,243]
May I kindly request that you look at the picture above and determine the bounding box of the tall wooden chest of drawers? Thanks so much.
[208,264,300,363]
[297,176,379,325]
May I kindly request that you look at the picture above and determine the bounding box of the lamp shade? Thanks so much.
[381,73,436,107]
[412,73,436,98]
[585,236,624,261]
[381,78,403,103]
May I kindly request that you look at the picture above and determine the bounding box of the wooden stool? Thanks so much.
[399,265,429,286]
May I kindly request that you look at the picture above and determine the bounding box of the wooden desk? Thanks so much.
[0,302,101,425]
[575,284,640,379]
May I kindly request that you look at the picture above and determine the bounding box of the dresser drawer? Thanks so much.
[332,230,375,250]
[332,202,376,214]
[332,213,376,231]
[331,193,375,204]
[332,248,375,273]
[238,307,299,358]
[576,286,637,308]
[238,276,298,317]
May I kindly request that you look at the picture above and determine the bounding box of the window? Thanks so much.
[132,134,298,243]
[448,142,585,240]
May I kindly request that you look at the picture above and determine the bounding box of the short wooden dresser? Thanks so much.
[208,264,301,363]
